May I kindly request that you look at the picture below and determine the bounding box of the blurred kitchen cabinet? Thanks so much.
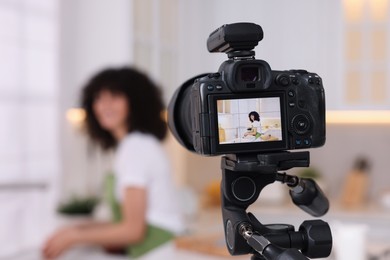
[0,188,53,258]
[0,193,24,257]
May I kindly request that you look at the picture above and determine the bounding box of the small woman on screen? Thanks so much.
[244,111,262,139]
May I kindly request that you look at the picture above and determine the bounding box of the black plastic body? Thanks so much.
[167,22,326,156]
[207,23,263,53]
[190,61,326,155]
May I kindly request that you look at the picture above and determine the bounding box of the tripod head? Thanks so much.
[220,151,332,260]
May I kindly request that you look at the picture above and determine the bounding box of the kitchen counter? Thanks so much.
[7,202,390,260]
[7,244,243,260]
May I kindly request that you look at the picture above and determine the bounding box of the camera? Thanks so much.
[168,23,326,156]
[168,23,332,260]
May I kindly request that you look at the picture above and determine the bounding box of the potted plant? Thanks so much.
[56,196,100,226]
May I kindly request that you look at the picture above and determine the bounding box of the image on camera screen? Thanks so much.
[217,97,282,144]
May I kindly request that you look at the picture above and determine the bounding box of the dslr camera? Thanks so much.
[169,23,332,260]
[169,23,325,155]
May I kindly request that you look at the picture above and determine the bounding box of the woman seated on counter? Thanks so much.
[43,67,183,259]
[243,111,262,139]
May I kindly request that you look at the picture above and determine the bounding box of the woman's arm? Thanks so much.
[75,186,146,244]
[244,127,257,136]
[43,187,147,258]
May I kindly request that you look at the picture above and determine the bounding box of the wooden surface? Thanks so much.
[175,233,231,257]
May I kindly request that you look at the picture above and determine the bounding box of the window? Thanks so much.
[0,0,59,183]
[133,0,178,102]
[0,1,59,254]
[343,0,390,108]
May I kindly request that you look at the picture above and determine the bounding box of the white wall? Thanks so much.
[59,0,133,198]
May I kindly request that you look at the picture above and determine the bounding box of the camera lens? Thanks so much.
[292,114,311,135]
[168,74,208,152]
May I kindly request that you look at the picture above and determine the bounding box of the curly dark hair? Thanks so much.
[81,67,167,150]
[248,111,260,122]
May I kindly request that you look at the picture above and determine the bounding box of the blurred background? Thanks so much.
[0,0,390,259]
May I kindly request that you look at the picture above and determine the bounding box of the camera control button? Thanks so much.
[216,85,223,90]
[292,78,299,85]
[290,70,308,75]
[208,73,221,78]
[303,138,312,146]
[308,77,314,84]
[288,90,295,97]
[207,85,214,91]
[292,114,311,135]
[289,102,295,108]
[295,139,302,146]
[276,74,290,86]
[296,120,308,131]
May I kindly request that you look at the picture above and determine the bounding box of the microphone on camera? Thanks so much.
[289,178,329,217]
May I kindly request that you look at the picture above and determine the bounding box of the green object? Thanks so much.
[255,132,262,139]
[105,174,122,222]
[57,196,99,216]
[297,167,321,180]
[130,225,174,258]
[105,174,174,258]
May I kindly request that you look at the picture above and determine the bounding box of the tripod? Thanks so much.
[221,151,332,260]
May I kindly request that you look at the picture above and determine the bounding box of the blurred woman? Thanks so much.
[43,67,182,259]
[244,111,262,138]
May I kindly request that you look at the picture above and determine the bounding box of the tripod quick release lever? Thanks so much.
[275,172,329,217]
[288,178,329,217]
[239,223,309,260]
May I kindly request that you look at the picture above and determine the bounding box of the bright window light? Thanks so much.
[327,110,390,124]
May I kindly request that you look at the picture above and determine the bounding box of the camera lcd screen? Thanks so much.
[217,97,283,145]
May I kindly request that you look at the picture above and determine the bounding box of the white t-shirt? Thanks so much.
[114,132,183,234]
[251,120,261,132]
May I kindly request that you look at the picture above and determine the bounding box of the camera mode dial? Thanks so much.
[275,74,290,86]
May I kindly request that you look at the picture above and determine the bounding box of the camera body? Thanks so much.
[168,23,326,156]
[191,61,325,155]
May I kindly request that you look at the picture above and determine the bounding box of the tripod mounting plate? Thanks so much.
[224,151,310,173]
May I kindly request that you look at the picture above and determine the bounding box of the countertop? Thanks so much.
[7,202,390,260]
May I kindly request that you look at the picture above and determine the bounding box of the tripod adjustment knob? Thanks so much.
[289,178,329,217]
[299,220,332,258]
